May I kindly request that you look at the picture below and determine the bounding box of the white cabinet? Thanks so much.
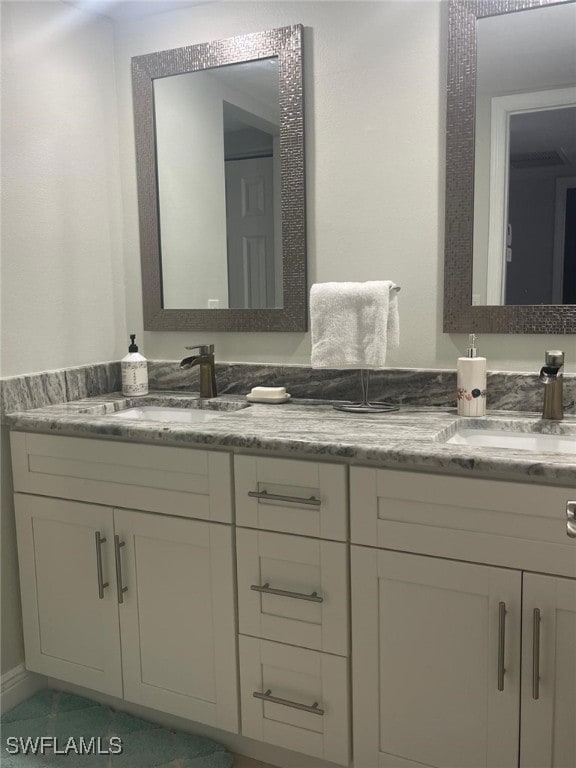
[235,454,348,540]
[351,547,521,768]
[11,430,576,768]
[15,495,122,698]
[350,467,576,768]
[11,432,233,522]
[352,550,576,768]
[235,454,351,764]
[351,467,575,577]
[15,493,239,733]
[115,508,238,731]
[236,528,348,655]
[239,636,349,766]
[520,574,576,768]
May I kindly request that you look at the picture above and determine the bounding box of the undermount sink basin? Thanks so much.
[111,401,249,423]
[446,427,576,455]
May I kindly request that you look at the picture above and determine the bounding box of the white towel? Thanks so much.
[310,281,399,370]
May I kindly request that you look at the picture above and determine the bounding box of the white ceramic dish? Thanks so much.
[245,393,292,404]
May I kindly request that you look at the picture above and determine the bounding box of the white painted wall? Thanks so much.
[0,0,125,676]
[115,1,575,372]
[0,0,126,379]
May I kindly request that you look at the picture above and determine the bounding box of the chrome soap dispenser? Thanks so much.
[457,334,487,417]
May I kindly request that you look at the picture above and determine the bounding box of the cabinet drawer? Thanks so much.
[237,528,348,655]
[235,455,347,540]
[11,432,233,523]
[351,467,576,577]
[239,636,349,766]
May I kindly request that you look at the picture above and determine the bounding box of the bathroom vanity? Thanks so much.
[6,394,576,768]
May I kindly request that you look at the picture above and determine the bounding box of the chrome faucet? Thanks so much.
[180,344,217,398]
[539,350,564,421]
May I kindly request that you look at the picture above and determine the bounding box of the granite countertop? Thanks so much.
[5,391,576,487]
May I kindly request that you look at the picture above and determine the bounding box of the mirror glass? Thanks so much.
[131,24,306,332]
[472,2,576,306]
[443,0,576,334]
[155,58,283,310]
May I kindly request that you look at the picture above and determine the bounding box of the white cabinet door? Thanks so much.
[239,636,349,765]
[236,528,348,655]
[352,546,521,768]
[115,509,238,733]
[14,494,122,697]
[521,574,576,768]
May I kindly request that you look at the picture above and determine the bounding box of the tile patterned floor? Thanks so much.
[1,690,233,767]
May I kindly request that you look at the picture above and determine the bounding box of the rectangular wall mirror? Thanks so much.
[444,0,576,333]
[132,25,307,332]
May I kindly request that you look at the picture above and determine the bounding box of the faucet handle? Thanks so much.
[545,350,564,367]
[185,344,214,355]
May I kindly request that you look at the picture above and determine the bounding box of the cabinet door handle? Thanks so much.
[114,535,128,604]
[250,582,324,603]
[248,490,321,507]
[253,689,324,715]
[497,601,506,691]
[94,532,109,599]
[532,608,541,700]
[567,501,576,538]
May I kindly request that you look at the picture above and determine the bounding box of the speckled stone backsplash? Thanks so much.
[0,362,121,422]
[2,359,575,421]
[149,361,576,413]
[149,362,458,406]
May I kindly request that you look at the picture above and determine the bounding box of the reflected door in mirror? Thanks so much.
[226,157,282,309]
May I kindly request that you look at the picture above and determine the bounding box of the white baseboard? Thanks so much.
[1,664,46,714]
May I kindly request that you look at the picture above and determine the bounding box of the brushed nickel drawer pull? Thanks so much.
[250,582,324,603]
[498,601,506,691]
[248,490,321,507]
[94,532,108,600]
[253,689,324,715]
[114,535,128,604]
[566,501,576,538]
[532,608,541,700]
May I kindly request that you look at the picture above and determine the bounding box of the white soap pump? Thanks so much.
[457,334,487,417]
[121,334,149,396]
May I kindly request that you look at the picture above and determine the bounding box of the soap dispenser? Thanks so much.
[121,334,148,396]
[457,334,487,417]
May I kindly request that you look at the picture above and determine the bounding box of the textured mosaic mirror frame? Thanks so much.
[444,0,576,334]
[132,25,307,332]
